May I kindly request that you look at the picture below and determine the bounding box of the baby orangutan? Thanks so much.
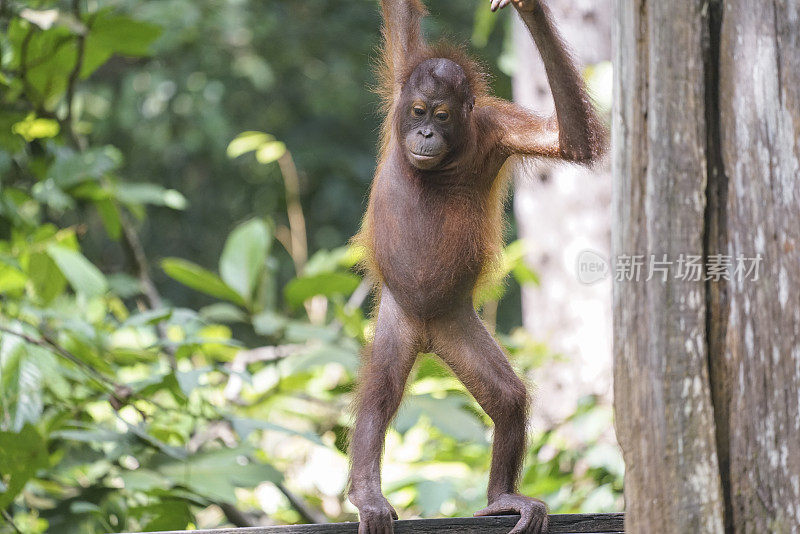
[348,1,604,533]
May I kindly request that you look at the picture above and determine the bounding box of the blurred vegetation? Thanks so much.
[0,1,622,532]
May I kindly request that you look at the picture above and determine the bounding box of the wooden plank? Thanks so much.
[134,513,623,534]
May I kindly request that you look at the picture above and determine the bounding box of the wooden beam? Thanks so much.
[134,513,623,534]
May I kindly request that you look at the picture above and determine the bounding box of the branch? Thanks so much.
[0,324,117,392]
[327,278,372,333]
[1,509,22,534]
[277,152,308,274]
[54,1,174,370]
[219,503,258,528]
[0,328,266,529]
[118,208,177,369]
[118,209,164,311]
[65,0,87,149]
[17,25,44,111]
[345,279,372,312]
[0,323,147,414]
[277,482,327,525]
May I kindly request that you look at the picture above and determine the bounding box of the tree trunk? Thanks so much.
[512,0,613,427]
[718,0,800,530]
[613,0,800,532]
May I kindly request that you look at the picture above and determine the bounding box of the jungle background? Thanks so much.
[0,1,621,532]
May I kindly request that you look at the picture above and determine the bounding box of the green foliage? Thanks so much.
[0,1,620,532]
[11,115,60,141]
[0,425,49,509]
[152,447,283,502]
[162,257,246,306]
[46,245,108,297]
[284,272,361,309]
[219,218,271,304]
[227,131,287,164]
[80,11,162,77]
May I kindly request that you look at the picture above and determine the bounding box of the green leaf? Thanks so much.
[20,343,71,401]
[0,425,49,508]
[251,310,288,336]
[123,422,186,460]
[28,252,67,303]
[285,341,360,373]
[123,308,173,327]
[255,141,287,164]
[229,417,324,445]
[416,480,456,516]
[47,146,122,189]
[226,131,287,164]
[512,262,540,286]
[114,183,187,210]
[161,258,244,306]
[0,112,27,152]
[70,501,102,515]
[60,330,113,374]
[502,239,528,274]
[283,322,339,343]
[284,272,361,308]
[585,61,613,114]
[107,273,142,298]
[31,179,75,211]
[303,246,352,276]
[7,21,76,107]
[584,443,625,478]
[156,447,282,502]
[395,394,487,443]
[475,240,539,305]
[227,131,273,158]
[175,368,210,396]
[94,198,122,239]
[162,189,188,209]
[11,114,60,141]
[0,262,27,294]
[51,427,127,443]
[200,303,247,323]
[219,219,271,303]
[46,245,108,297]
[0,335,43,432]
[120,469,168,491]
[471,2,499,48]
[81,12,162,78]
[139,501,192,531]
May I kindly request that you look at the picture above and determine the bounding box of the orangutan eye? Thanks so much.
[412,104,426,116]
[434,110,450,122]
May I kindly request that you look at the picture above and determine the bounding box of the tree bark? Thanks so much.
[718,0,800,530]
[612,0,726,531]
[613,0,800,532]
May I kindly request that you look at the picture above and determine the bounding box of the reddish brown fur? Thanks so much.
[357,39,495,285]
[348,2,605,534]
